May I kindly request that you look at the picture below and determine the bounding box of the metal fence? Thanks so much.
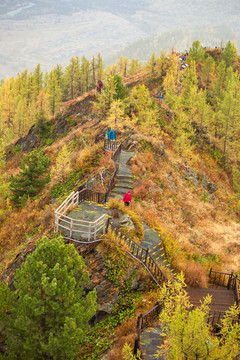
[104,139,119,151]
[107,221,167,287]
[55,189,107,242]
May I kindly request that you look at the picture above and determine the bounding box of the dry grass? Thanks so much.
[181,260,208,287]
[107,198,144,240]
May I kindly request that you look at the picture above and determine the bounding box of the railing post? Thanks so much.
[88,224,91,242]
[64,202,67,215]
[144,248,149,264]
[70,218,73,238]
[55,214,59,232]
[105,218,110,233]
[94,223,97,241]
[77,191,79,204]
[209,268,212,280]
[72,193,74,210]
[228,272,233,289]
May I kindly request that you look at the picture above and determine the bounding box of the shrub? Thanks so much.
[78,144,102,171]
[133,180,152,199]
[107,199,144,240]
[181,260,208,287]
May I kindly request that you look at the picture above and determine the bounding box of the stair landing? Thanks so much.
[187,286,236,312]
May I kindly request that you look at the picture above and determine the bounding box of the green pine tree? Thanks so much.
[10,149,50,205]
[4,235,97,360]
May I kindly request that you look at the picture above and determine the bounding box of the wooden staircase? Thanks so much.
[187,286,235,312]
[187,286,236,325]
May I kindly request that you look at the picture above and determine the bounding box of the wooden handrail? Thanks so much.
[209,268,234,288]
[108,221,168,287]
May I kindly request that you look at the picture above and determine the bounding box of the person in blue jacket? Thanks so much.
[109,129,116,141]
[106,127,111,140]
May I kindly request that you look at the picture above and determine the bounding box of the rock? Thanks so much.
[202,175,209,188]
[207,182,218,194]
[89,303,113,326]
[191,121,213,145]
[209,194,216,201]
[167,173,178,192]
[187,168,199,187]
[202,175,218,194]
[119,214,134,229]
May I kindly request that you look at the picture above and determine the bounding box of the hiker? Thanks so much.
[109,129,116,142]
[97,80,103,93]
[123,191,132,206]
[106,127,111,140]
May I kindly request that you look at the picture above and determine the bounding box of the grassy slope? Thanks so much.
[1,61,240,277]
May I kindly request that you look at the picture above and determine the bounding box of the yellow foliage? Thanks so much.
[51,145,71,184]
[107,198,144,240]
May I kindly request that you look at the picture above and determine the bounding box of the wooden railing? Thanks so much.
[107,221,167,287]
[209,268,235,288]
[111,142,122,161]
[208,268,240,323]
[55,141,123,242]
[104,139,119,151]
[55,189,107,242]
[134,300,165,357]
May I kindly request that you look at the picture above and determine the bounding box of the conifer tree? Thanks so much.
[188,40,205,63]
[81,55,90,93]
[174,107,196,157]
[128,59,142,75]
[147,51,157,78]
[130,84,159,134]
[216,68,240,154]
[46,70,63,115]
[94,75,117,115]
[0,139,10,209]
[64,56,81,100]
[33,63,43,96]
[107,100,124,128]
[0,78,15,136]
[10,149,50,205]
[222,40,238,68]
[51,145,71,184]
[202,56,214,91]
[4,236,97,360]
[96,52,104,81]
[158,275,240,360]
[90,55,96,87]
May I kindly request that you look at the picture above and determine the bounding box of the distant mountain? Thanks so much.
[106,25,240,64]
[0,0,240,79]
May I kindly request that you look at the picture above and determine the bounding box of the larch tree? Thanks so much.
[130,84,159,134]
[217,69,240,155]
[46,70,63,115]
[222,40,238,68]
[0,78,15,137]
[96,52,104,82]
[107,100,124,128]
[157,275,240,360]
[64,56,81,100]
[188,40,205,63]
[147,51,157,78]
[81,55,90,93]
[4,236,97,360]
[128,58,142,75]
[51,144,71,184]
[33,63,43,96]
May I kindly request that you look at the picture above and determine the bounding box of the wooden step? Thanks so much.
[186,287,235,312]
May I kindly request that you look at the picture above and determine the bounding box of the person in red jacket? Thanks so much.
[122,191,132,206]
